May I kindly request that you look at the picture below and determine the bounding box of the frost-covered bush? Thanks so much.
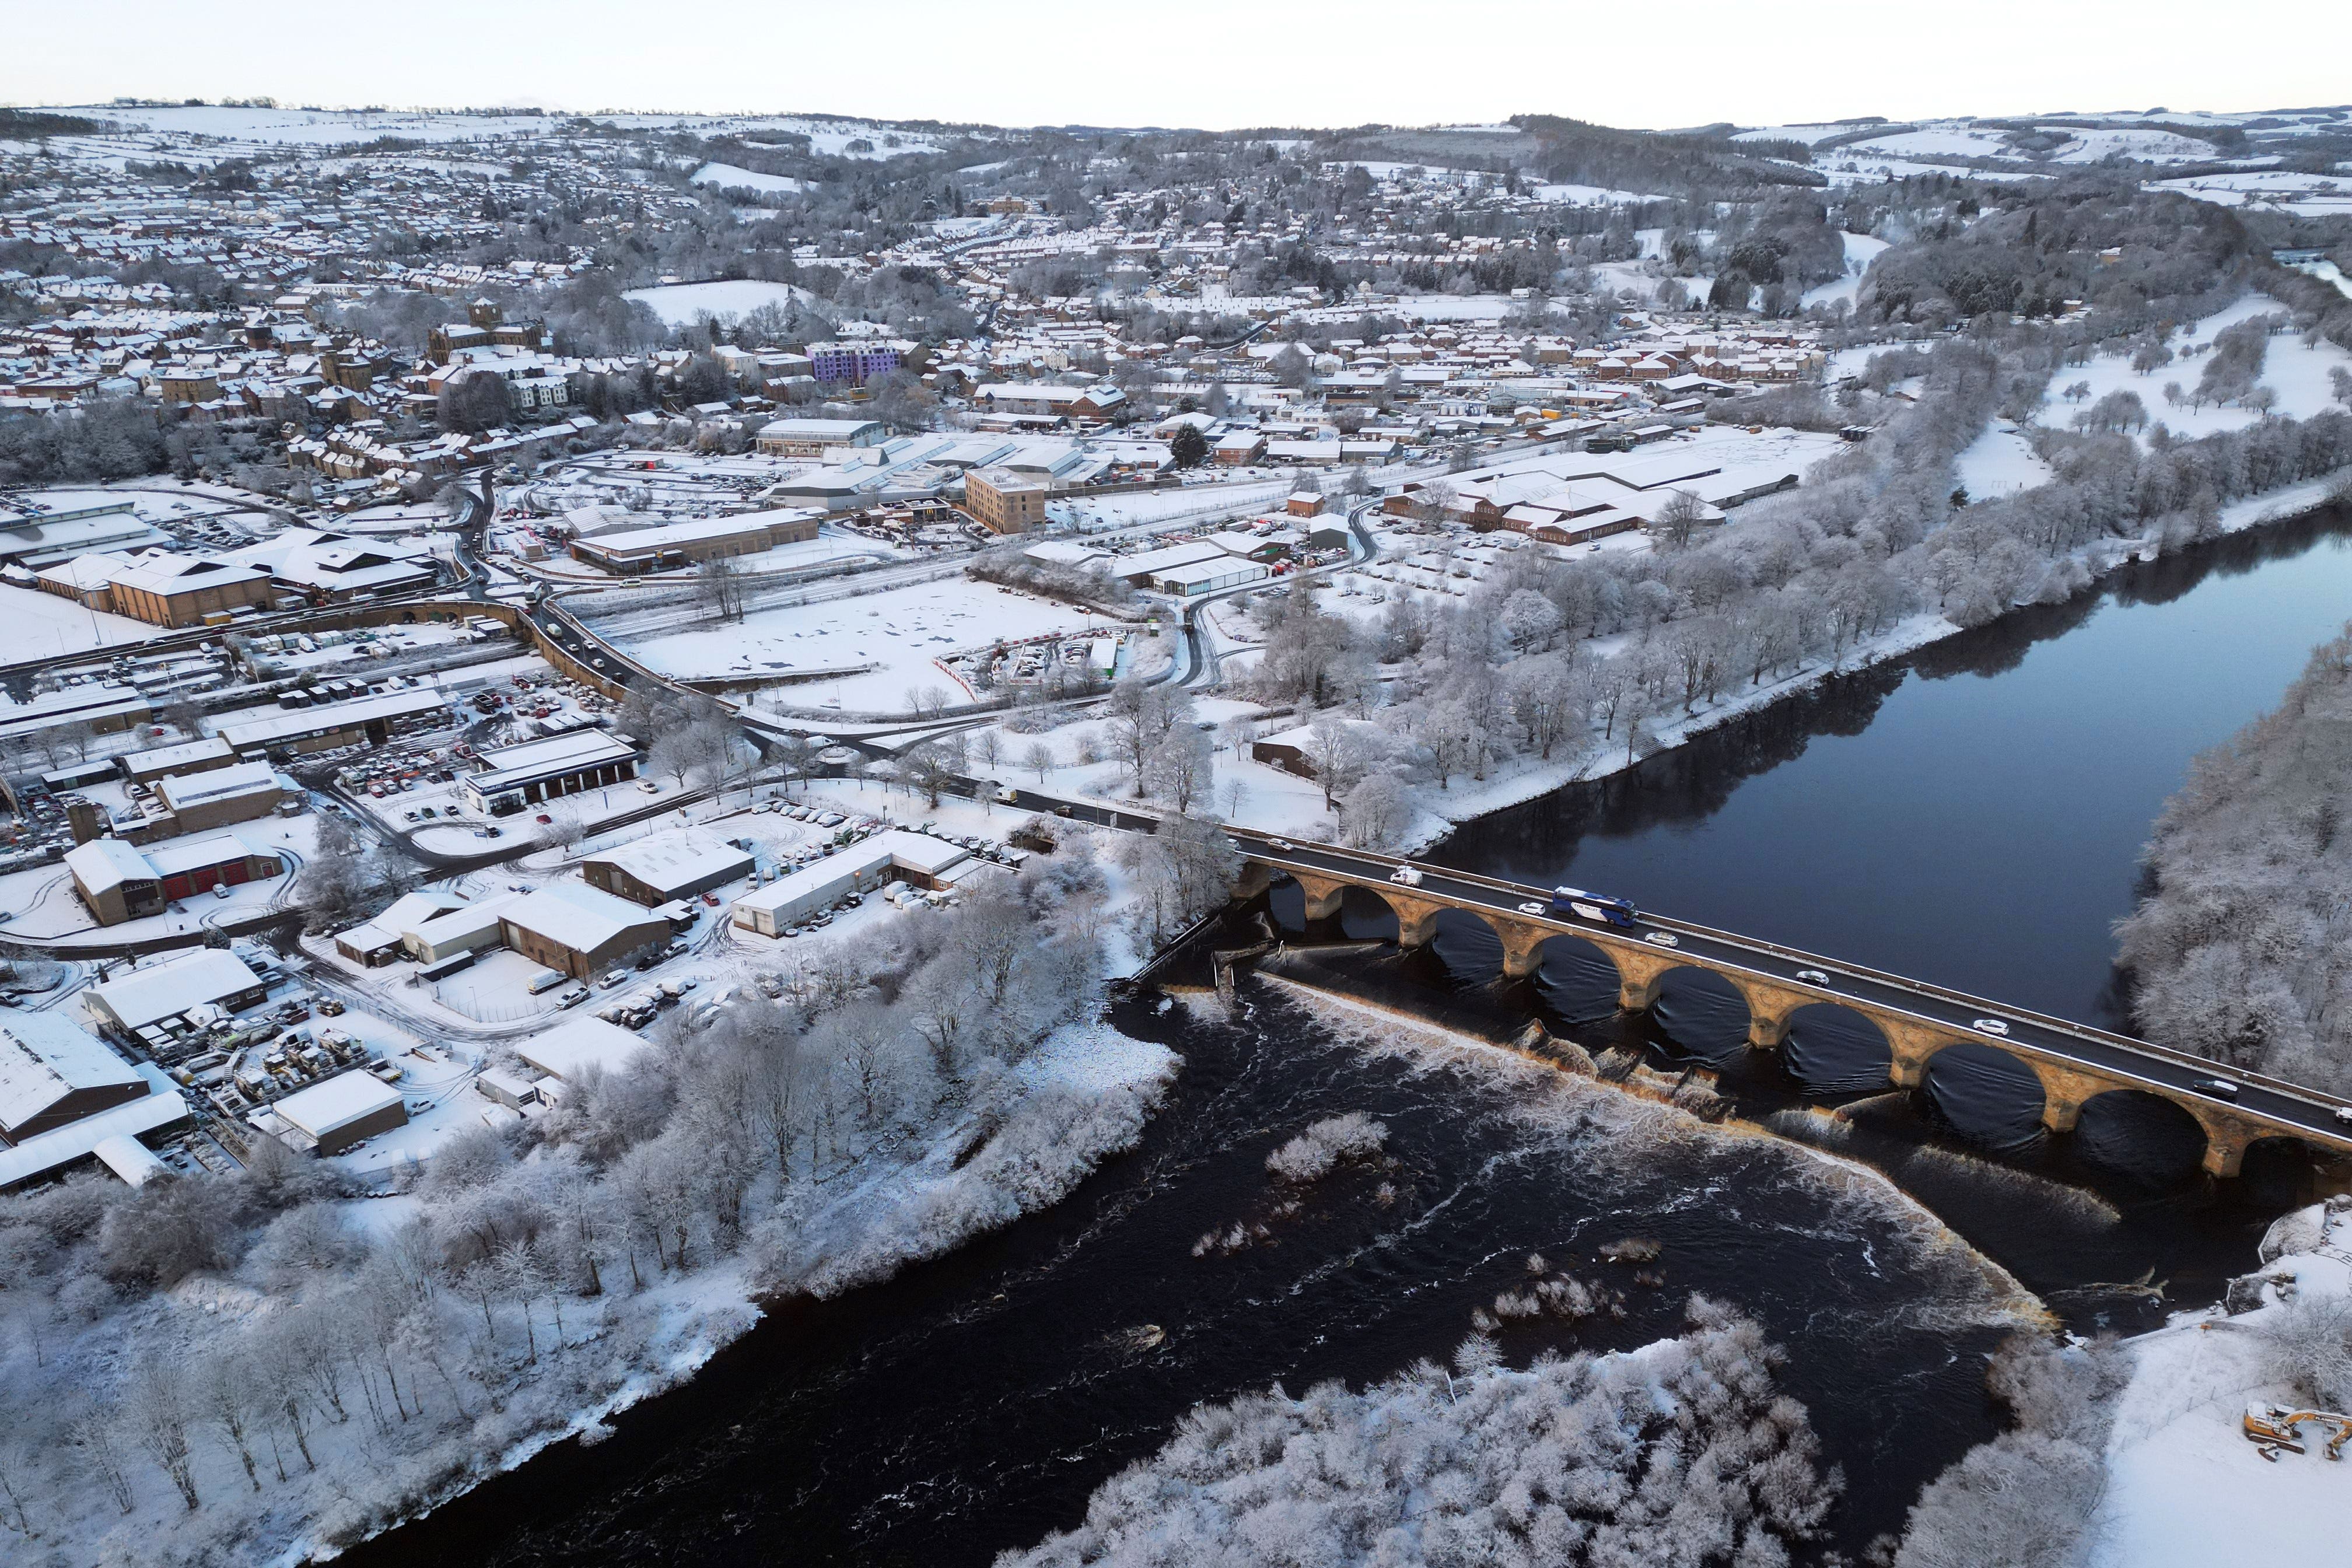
[1264,1111,1387,1184]
[2117,626,2352,1090]
[1000,1296,1840,1568]
[1891,1334,2127,1568]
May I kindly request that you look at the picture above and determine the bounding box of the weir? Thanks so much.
[1234,846,2352,1185]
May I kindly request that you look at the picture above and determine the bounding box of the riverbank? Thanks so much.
[297,1021,1178,1564]
[1387,467,2352,851]
[2092,1198,2352,1566]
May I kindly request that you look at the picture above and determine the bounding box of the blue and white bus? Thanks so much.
[1550,886,1637,928]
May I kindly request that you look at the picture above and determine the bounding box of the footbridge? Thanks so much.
[1230,832,2352,1180]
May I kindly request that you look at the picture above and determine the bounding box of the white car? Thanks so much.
[2193,1077,2239,1101]
[1972,1018,2010,1037]
[2332,1106,2352,1126]
[1268,838,1295,851]
[1644,932,1679,947]
[1517,901,1547,916]
[1795,969,1830,986]
[1390,866,1423,887]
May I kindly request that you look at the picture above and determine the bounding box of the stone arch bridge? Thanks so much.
[1232,837,2352,1183]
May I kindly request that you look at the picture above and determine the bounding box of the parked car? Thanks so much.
[597,970,628,989]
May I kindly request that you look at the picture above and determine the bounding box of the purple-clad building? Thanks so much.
[808,340,905,386]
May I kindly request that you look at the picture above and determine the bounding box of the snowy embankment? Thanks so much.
[767,1023,1177,1298]
[298,1022,1175,1564]
[2089,1200,2352,1567]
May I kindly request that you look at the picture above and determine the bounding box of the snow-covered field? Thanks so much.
[1800,231,1892,311]
[1954,422,2055,499]
[622,279,827,326]
[2036,291,2352,444]
[618,575,1107,713]
[2152,169,2352,218]
[688,162,807,195]
[1529,183,1668,206]
[2093,1202,2352,1567]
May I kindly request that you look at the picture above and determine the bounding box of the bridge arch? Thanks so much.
[1524,932,1628,1026]
[1644,965,1754,1065]
[1335,884,1402,942]
[1781,1003,1894,1094]
[2070,1088,2210,1184]
[1919,1040,2047,1148]
[1423,907,1508,986]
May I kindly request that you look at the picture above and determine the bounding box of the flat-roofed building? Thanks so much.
[965,466,1048,535]
[732,830,971,936]
[568,509,821,576]
[119,734,237,785]
[1147,556,1267,597]
[516,1016,652,1083]
[104,555,275,627]
[754,417,885,457]
[267,1070,406,1156]
[581,830,753,907]
[156,761,297,832]
[83,948,268,1035]
[459,729,640,815]
[0,1012,148,1144]
[215,685,447,758]
[499,882,670,979]
[65,832,284,925]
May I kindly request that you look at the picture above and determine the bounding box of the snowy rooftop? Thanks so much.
[273,1069,402,1139]
[516,1016,651,1082]
[583,830,752,895]
[84,948,261,1031]
[0,1011,142,1134]
[503,880,665,955]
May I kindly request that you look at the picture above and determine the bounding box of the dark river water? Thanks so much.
[349,505,2352,1568]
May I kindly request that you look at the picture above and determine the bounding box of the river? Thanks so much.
[348,502,2352,1567]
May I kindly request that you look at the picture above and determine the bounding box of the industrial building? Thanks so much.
[754,417,886,456]
[155,761,299,833]
[332,889,472,967]
[83,948,271,1037]
[732,831,973,936]
[0,1012,149,1144]
[580,830,754,907]
[65,832,286,925]
[261,1070,407,1156]
[459,729,640,814]
[101,554,275,627]
[516,1016,652,1083]
[215,685,449,758]
[501,882,671,979]
[567,509,822,575]
[118,735,238,786]
[1145,556,1268,597]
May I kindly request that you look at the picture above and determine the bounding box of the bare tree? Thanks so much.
[125,1357,201,1511]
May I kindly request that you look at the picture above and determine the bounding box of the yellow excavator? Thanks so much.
[2242,1402,2352,1460]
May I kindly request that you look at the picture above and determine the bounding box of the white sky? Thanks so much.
[5,1,2347,134]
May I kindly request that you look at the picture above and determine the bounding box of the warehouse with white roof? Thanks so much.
[581,830,754,907]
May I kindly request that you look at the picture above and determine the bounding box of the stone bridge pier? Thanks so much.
[1230,853,2335,1183]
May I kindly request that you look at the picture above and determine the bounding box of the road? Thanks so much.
[1222,827,2352,1156]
